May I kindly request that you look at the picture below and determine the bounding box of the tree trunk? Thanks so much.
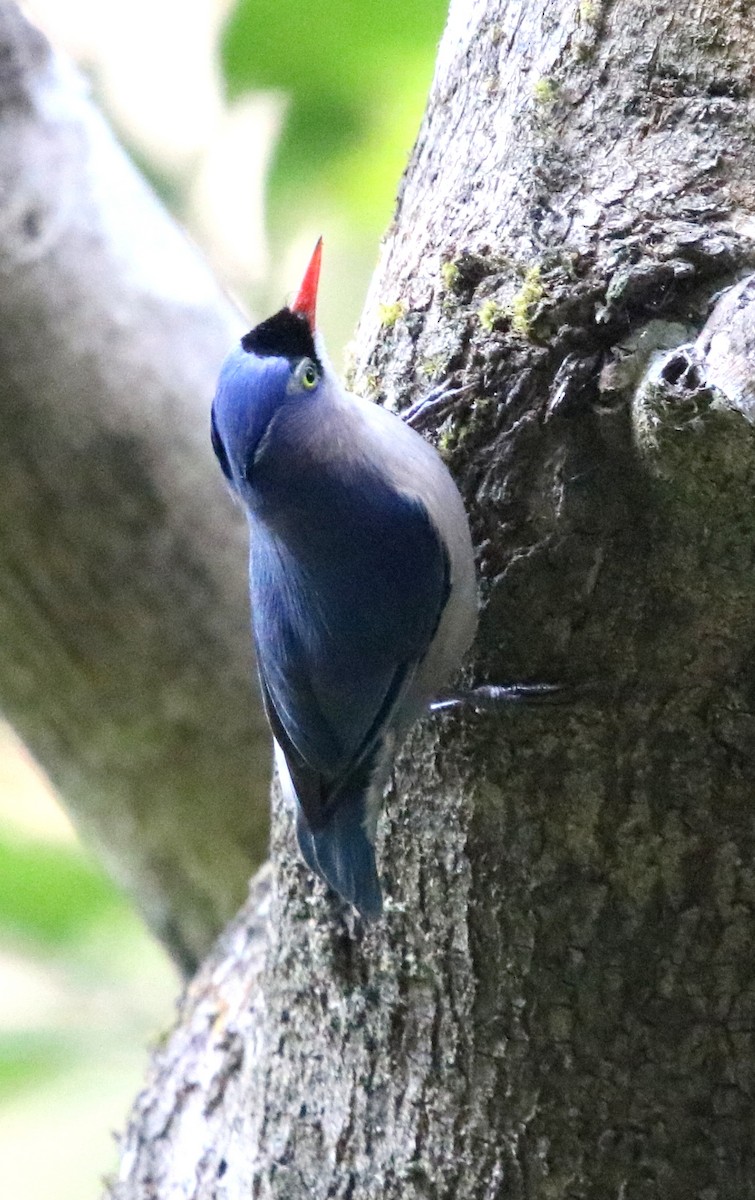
[0,4,271,974]
[116,0,755,1193]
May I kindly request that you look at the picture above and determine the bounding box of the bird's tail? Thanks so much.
[296,798,383,920]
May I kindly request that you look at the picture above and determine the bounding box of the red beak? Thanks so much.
[291,237,323,331]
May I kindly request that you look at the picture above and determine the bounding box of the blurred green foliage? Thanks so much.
[222,0,448,236]
[0,836,121,946]
[0,817,177,1200]
[0,1033,74,1102]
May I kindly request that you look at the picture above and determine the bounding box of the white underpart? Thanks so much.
[273,739,297,813]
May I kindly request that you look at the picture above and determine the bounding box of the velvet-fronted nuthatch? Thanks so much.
[211,240,478,917]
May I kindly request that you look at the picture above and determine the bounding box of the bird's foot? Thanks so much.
[402,381,476,430]
[430,682,565,713]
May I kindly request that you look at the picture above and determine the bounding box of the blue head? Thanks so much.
[211,238,326,498]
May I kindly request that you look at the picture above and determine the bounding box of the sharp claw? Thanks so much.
[403,382,476,429]
[430,682,566,713]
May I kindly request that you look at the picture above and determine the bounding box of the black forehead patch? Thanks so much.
[241,307,320,366]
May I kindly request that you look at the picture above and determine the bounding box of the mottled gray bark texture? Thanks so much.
[0,4,271,974]
[116,0,755,1194]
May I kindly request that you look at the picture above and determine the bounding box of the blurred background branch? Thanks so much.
[0,0,267,974]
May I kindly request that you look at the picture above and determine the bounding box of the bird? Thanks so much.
[210,239,478,919]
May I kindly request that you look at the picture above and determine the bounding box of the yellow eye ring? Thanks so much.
[301,362,319,390]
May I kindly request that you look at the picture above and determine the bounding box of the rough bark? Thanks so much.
[0,4,270,974]
[117,0,755,1194]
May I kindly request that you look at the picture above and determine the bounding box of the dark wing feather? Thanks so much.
[256,663,326,822]
[250,483,449,831]
[256,642,409,832]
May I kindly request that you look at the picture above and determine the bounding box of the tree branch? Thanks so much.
[0,3,270,973]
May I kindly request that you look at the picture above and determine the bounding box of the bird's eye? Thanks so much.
[293,358,320,392]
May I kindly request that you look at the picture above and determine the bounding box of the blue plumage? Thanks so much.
[211,241,478,917]
[296,796,383,920]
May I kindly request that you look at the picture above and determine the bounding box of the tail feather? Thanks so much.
[296,800,383,920]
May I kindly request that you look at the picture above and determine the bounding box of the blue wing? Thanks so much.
[249,474,450,834]
[295,797,384,919]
